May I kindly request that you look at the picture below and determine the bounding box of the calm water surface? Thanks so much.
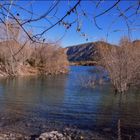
[0,66,139,135]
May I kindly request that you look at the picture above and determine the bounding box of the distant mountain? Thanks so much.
[133,40,140,46]
[66,40,140,65]
[66,41,113,62]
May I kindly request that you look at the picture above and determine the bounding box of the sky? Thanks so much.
[2,0,140,47]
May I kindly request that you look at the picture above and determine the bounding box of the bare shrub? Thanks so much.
[29,44,69,75]
[0,20,33,76]
[97,37,140,93]
[0,21,69,77]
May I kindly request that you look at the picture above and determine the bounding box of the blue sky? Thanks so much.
[6,0,140,47]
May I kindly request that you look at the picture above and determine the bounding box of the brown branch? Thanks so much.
[95,0,121,18]
[13,41,27,57]
[94,0,121,30]
[21,0,60,25]
[33,0,81,38]
[116,6,131,39]
[96,0,103,8]
[136,0,140,14]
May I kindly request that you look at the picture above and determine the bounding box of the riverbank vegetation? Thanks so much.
[0,22,69,77]
[97,37,140,93]
[0,22,140,94]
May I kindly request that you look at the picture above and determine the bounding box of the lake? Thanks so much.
[0,66,139,138]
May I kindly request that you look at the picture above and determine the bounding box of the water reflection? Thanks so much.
[0,76,67,134]
[94,86,140,129]
[0,66,139,135]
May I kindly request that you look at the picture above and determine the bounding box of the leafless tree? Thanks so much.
[28,43,69,75]
[0,0,139,78]
[0,0,139,43]
[97,37,140,93]
[0,20,68,76]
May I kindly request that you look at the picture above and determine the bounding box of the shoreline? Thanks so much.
[0,128,115,140]
[69,61,98,66]
[0,124,139,140]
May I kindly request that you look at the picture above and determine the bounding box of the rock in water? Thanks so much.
[36,131,70,140]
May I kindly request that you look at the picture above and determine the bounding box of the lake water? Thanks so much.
[0,66,139,137]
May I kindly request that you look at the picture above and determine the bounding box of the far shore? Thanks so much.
[69,61,98,66]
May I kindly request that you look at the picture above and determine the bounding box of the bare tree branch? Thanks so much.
[94,0,121,30]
